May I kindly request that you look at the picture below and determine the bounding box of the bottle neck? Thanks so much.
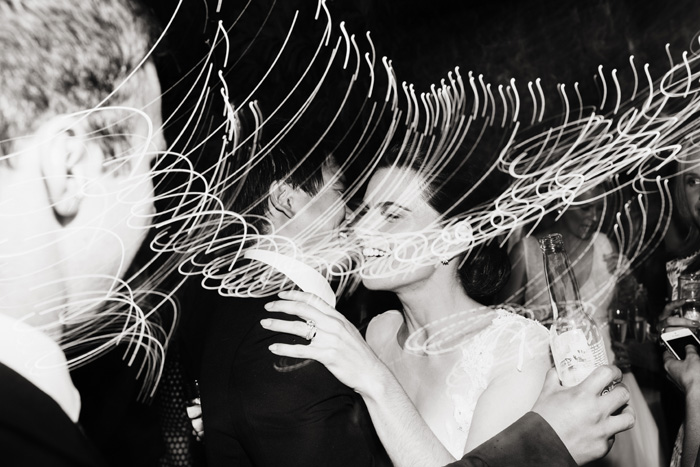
[539,233,565,254]
[541,244,584,319]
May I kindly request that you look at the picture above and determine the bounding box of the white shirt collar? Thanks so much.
[0,313,81,422]
[243,249,336,307]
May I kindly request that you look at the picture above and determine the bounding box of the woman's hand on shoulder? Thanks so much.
[261,290,390,398]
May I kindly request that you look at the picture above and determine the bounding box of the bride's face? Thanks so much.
[355,167,445,292]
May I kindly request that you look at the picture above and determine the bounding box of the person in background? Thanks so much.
[658,151,700,467]
[500,185,660,467]
[500,186,613,323]
[663,345,700,467]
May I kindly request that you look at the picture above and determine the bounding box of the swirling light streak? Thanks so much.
[15,0,700,384]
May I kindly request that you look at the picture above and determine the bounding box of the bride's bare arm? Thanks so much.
[262,290,456,467]
[463,344,551,452]
[357,361,457,467]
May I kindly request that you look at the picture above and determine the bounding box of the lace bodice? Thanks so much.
[366,308,551,458]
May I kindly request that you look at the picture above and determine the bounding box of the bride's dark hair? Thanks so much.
[377,138,511,301]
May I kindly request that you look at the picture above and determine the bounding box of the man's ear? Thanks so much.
[36,116,99,225]
[268,180,298,220]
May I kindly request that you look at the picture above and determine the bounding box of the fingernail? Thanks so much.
[278,291,290,298]
[269,344,278,352]
[260,319,271,327]
[264,302,274,310]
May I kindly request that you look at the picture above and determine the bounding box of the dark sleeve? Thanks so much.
[200,296,387,467]
[0,363,107,467]
[71,348,163,467]
[232,319,384,466]
[445,412,577,467]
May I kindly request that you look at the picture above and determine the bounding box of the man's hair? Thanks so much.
[0,0,159,157]
[232,145,334,234]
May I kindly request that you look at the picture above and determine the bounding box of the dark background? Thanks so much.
[141,0,700,177]
[148,0,700,110]
[135,2,697,461]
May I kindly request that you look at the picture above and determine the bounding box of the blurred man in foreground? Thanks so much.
[0,0,165,464]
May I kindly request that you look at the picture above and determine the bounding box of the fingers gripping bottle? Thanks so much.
[539,233,609,386]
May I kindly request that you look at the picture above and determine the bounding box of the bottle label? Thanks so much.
[590,336,608,367]
[550,328,604,387]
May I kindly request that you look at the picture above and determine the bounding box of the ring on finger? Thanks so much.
[600,381,617,396]
[304,320,318,341]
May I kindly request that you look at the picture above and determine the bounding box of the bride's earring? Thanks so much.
[440,256,451,266]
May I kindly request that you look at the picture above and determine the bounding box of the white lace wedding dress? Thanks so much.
[366,308,551,457]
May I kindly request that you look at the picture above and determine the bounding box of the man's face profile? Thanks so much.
[0,61,165,330]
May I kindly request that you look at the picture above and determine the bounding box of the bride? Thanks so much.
[262,145,553,460]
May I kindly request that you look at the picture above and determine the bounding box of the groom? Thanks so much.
[192,146,388,466]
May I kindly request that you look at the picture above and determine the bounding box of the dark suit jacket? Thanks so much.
[447,412,578,467]
[70,348,164,467]
[197,292,387,467]
[0,362,106,467]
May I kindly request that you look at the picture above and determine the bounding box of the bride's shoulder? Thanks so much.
[479,308,550,362]
[451,308,550,388]
[366,310,402,350]
[490,307,548,333]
